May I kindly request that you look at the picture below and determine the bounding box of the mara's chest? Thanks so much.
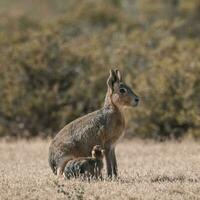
[104,111,125,144]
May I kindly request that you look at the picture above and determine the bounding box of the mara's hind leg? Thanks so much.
[57,156,73,177]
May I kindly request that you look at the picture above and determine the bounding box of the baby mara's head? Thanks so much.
[92,145,105,160]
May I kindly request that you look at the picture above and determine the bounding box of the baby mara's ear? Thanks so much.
[92,150,95,157]
[101,149,105,155]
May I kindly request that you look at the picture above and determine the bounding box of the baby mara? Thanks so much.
[64,145,104,180]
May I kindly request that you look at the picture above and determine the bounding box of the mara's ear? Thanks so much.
[115,69,122,82]
[107,69,117,92]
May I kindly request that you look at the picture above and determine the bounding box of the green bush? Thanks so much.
[0,0,200,139]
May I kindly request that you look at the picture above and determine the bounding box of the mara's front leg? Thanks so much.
[105,146,118,178]
[110,147,118,177]
[105,147,112,178]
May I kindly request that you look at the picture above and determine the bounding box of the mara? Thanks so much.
[48,69,139,178]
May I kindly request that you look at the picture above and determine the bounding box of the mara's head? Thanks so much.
[106,69,139,108]
[92,145,105,159]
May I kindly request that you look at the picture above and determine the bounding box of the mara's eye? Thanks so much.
[119,88,127,94]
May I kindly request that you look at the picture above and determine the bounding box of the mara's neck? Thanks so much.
[104,90,113,108]
[104,89,117,108]
[103,90,125,128]
[103,90,124,114]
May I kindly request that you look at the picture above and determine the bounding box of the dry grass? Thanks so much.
[1,139,200,200]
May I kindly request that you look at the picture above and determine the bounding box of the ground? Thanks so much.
[0,139,200,200]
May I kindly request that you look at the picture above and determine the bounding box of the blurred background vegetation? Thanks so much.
[0,0,200,140]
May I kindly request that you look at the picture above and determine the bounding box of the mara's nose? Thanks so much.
[135,97,139,103]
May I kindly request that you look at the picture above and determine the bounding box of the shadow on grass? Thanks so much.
[151,175,199,183]
[103,175,200,184]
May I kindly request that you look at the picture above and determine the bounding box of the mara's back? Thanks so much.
[50,108,106,152]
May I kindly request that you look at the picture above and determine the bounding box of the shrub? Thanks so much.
[0,0,200,139]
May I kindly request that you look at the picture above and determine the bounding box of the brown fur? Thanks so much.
[63,145,104,179]
[48,69,139,177]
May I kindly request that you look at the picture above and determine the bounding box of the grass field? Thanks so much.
[1,139,200,200]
